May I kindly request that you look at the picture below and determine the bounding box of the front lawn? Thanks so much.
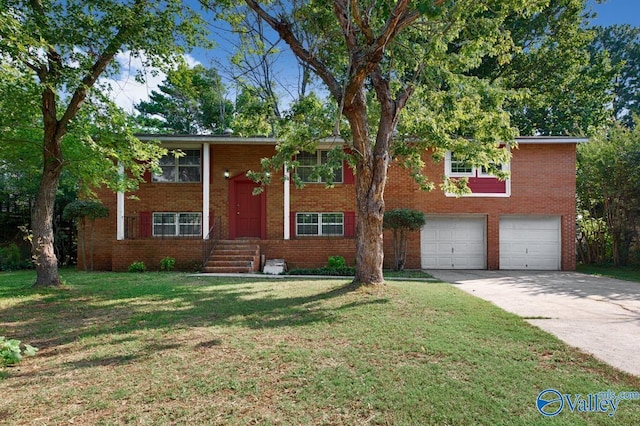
[577,264,640,283]
[1,270,639,425]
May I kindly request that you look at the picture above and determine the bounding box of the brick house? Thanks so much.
[87,135,584,272]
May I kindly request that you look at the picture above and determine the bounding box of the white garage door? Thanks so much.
[500,216,561,270]
[421,216,486,269]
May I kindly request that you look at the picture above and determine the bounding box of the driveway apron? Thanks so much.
[428,270,640,377]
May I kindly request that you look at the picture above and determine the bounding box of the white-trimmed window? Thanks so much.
[153,212,202,237]
[444,150,511,197]
[479,163,504,177]
[296,212,344,236]
[445,151,508,177]
[448,152,474,176]
[153,149,201,182]
[296,151,343,183]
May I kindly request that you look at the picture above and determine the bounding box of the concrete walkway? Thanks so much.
[428,270,640,377]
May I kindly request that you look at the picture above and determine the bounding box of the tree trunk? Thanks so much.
[348,89,393,287]
[32,137,63,286]
[33,87,65,287]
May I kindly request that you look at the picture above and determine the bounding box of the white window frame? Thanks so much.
[447,152,474,177]
[444,151,511,198]
[296,212,344,236]
[153,212,202,237]
[296,150,343,183]
[152,149,201,183]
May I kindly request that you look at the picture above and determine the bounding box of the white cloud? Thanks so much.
[104,52,201,114]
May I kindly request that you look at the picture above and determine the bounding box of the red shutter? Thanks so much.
[342,148,354,184]
[290,212,297,238]
[343,160,355,184]
[143,169,151,183]
[139,211,152,238]
[344,211,355,237]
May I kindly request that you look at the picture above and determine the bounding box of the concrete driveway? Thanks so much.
[428,270,640,377]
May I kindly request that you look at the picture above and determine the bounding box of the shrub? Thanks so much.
[160,256,176,272]
[383,208,426,271]
[0,243,28,271]
[288,256,354,276]
[128,261,146,273]
[327,256,347,269]
[1,337,37,367]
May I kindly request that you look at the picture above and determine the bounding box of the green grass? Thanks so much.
[1,269,639,425]
[577,264,640,283]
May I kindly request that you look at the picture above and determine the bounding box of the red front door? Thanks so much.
[233,180,263,238]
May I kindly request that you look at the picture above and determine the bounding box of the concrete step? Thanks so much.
[202,266,254,273]
[203,240,261,273]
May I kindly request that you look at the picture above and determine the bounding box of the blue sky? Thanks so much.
[110,1,639,114]
[588,0,640,26]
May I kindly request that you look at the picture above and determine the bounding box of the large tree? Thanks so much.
[577,122,640,266]
[472,0,615,136]
[135,63,234,134]
[0,0,208,286]
[213,0,580,286]
[589,24,640,128]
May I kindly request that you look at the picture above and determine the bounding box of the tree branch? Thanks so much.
[244,0,343,101]
[58,0,148,132]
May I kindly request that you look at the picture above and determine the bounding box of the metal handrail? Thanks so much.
[202,216,222,266]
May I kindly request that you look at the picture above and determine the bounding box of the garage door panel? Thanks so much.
[421,217,486,269]
[499,216,560,270]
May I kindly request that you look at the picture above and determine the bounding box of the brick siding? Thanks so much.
[84,141,577,271]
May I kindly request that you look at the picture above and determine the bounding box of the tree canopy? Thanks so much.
[577,122,640,266]
[207,0,596,286]
[589,24,640,127]
[135,63,234,134]
[0,0,209,286]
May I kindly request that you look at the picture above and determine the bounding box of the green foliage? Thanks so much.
[327,256,347,269]
[229,86,277,137]
[287,266,355,277]
[288,255,354,276]
[63,200,109,271]
[383,209,427,231]
[0,0,210,285]
[135,63,234,134]
[590,24,640,127]
[472,0,616,136]
[1,337,37,367]
[160,257,176,272]
[577,122,640,265]
[0,244,29,271]
[384,209,426,271]
[62,200,109,222]
[128,261,146,273]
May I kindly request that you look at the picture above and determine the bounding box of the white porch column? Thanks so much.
[116,163,125,240]
[202,143,210,239]
[284,163,290,240]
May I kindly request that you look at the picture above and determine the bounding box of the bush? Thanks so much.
[287,266,355,276]
[128,261,146,273]
[1,337,37,367]
[383,208,426,271]
[160,256,176,271]
[0,243,29,271]
[288,255,354,276]
[327,256,347,269]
